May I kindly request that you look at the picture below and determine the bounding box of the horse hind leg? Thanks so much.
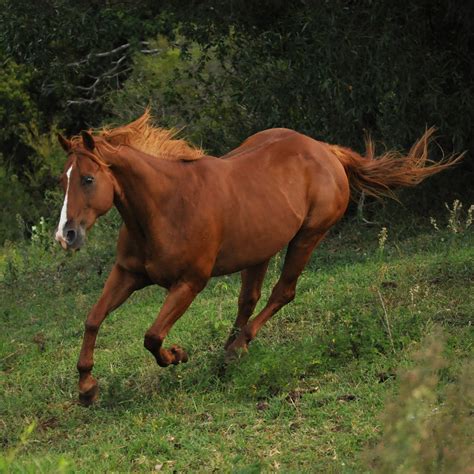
[226,229,326,357]
[224,260,270,350]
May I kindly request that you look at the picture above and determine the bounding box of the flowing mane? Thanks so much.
[71,110,204,161]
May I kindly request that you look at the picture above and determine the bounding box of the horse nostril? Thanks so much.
[66,229,77,244]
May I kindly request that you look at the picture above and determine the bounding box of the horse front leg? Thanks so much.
[77,264,150,406]
[144,280,205,367]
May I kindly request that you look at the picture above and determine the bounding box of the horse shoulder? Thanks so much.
[115,224,148,274]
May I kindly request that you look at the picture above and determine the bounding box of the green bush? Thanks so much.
[107,35,249,155]
[1,1,473,244]
[0,122,67,244]
[0,59,40,168]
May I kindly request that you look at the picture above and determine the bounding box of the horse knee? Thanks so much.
[84,320,100,333]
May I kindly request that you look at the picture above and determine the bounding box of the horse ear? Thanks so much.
[57,133,71,152]
[81,131,95,151]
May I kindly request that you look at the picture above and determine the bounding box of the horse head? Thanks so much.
[55,131,116,250]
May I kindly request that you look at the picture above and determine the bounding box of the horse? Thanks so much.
[55,111,461,405]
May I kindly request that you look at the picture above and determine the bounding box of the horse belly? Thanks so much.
[212,198,305,276]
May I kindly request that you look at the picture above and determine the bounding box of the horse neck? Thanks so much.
[101,146,175,238]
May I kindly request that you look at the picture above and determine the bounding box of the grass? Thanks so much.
[0,209,473,473]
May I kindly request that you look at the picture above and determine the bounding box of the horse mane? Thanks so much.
[71,109,204,162]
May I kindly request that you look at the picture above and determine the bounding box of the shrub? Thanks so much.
[365,328,473,473]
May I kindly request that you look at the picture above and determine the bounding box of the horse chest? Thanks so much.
[143,260,173,288]
[142,246,189,288]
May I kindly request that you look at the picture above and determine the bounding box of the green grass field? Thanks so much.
[1,209,473,473]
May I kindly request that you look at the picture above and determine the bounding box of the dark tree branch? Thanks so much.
[65,41,162,107]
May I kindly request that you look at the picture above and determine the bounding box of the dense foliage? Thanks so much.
[0,0,473,242]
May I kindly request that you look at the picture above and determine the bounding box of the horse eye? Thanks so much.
[82,175,94,185]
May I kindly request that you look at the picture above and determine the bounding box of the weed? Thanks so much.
[375,288,395,354]
[430,217,440,231]
[31,216,53,251]
[0,421,69,472]
[377,226,388,253]
[365,328,473,473]
[430,200,474,234]
[3,256,19,286]
[0,421,37,470]
[466,204,474,229]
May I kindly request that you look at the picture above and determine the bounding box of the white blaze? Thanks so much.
[55,165,73,242]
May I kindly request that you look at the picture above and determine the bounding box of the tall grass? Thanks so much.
[1,205,472,472]
[365,328,473,473]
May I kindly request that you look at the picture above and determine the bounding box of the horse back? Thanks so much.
[210,129,350,274]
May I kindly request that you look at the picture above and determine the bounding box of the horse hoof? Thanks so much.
[170,345,188,364]
[224,345,248,364]
[79,384,99,406]
[224,336,237,351]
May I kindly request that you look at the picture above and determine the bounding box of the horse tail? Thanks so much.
[330,128,464,200]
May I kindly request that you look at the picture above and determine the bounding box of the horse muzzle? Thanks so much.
[55,224,86,250]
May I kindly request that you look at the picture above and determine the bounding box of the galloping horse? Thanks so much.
[56,112,460,405]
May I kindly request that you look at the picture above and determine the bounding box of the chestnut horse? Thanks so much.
[56,112,460,405]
